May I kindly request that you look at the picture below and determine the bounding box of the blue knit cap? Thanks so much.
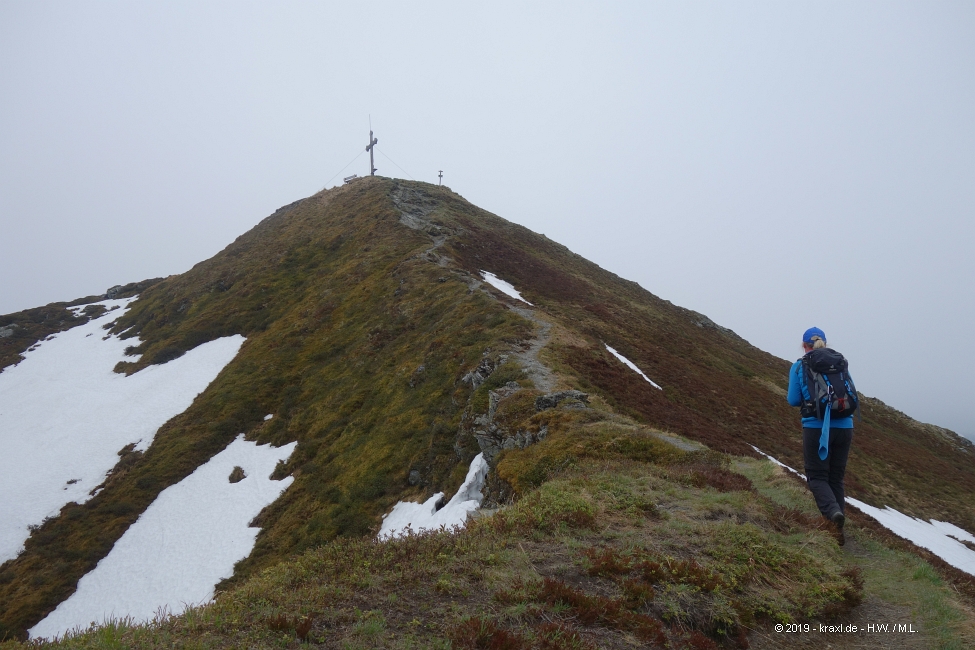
[802,327,826,344]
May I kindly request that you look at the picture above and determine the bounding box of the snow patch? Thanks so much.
[751,446,975,577]
[604,344,662,390]
[480,271,533,305]
[844,498,975,576]
[379,453,489,539]
[264,414,273,421]
[0,298,245,563]
[30,435,296,640]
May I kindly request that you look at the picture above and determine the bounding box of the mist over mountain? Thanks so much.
[1,178,973,647]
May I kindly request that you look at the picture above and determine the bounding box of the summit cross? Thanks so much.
[366,127,378,176]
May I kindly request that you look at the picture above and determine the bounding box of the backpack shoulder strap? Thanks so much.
[799,355,823,419]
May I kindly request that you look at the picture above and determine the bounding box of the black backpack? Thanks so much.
[799,348,859,420]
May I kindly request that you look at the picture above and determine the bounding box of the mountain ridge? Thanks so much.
[1,177,973,645]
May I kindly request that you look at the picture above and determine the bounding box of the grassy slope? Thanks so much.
[1,178,973,641]
[2,421,972,649]
[0,180,530,637]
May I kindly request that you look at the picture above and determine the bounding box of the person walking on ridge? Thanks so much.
[787,327,858,546]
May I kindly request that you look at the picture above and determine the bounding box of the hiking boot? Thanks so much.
[830,511,846,546]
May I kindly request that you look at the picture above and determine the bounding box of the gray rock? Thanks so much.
[409,364,426,388]
[105,285,124,299]
[535,390,590,411]
[408,469,421,486]
[475,435,501,463]
[462,355,507,390]
[479,425,549,462]
[466,364,568,465]
[488,381,522,420]
[0,324,17,339]
[681,308,743,340]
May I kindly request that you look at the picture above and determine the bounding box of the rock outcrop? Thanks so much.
[535,390,589,411]
[474,385,590,463]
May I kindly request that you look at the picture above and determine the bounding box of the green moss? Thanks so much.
[496,411,686,493]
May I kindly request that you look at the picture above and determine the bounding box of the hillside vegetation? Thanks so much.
[3,427,973,648]
[1,178,974,646]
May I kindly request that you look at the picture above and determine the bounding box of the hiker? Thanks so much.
[787,327,858,545]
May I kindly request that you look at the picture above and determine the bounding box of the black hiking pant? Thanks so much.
[802,427,853,519]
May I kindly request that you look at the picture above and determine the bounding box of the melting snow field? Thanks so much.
[379,453,489,539]
[844,500,975,576]
[480,271,533,305]
[751,446,975,577]
[30,435,296,640]
[604,344,662,390]
[0,298,245,564]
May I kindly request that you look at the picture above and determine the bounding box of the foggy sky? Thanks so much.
[2,2,973,440]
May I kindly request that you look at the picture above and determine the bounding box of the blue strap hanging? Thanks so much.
[819,403,831,460]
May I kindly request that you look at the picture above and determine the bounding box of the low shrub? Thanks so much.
[492,483,597,535]
[449,616,529,650]
[496,414,686,493]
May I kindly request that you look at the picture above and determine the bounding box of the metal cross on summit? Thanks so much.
[366,122,378,176]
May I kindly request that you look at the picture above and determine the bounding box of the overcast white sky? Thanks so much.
[2,2,973,440]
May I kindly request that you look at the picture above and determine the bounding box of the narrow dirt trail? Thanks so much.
[391,183,559,394]
[745,513,970,648]
[506,305,555,393]
[748,586,925,649]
